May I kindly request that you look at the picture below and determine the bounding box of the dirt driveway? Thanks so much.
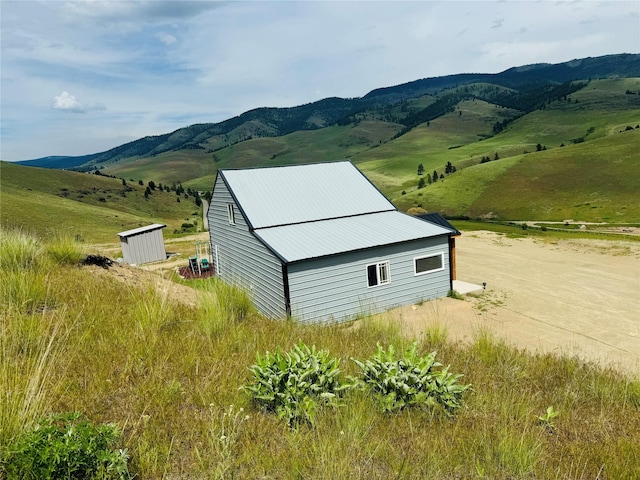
[384,231,640,376]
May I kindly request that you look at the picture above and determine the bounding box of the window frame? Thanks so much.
[366,260,391,288]
[413,252,445,276]
[227,203,235,225]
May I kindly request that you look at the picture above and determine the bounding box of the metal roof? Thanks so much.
[117,223,166,238]
[253,211,451,263]
[220,161,395,229]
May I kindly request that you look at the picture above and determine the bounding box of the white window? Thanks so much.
[414,253,444,276]
[367,261,390,287]
[227,204,235,225]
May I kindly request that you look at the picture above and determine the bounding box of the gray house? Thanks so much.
[117,223,167,265]
[208,161,452,323]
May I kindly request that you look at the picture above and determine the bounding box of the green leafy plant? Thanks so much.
[4,412,130,479]
[244,341,353,427]
[353,342,471,414]
[537,406,560,433]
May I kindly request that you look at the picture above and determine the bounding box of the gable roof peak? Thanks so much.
[220,160,395,229]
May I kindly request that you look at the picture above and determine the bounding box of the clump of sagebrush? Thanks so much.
[244,341,354,427]
[4,412,130,479]
[353,342,471,414]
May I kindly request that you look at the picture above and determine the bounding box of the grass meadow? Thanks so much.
[104,151,218,193]
[390,129,640,221]
[0,162,203,243]
[2,226,639,479]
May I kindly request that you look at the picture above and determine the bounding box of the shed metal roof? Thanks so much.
[117,223,166,238]
[253,211,451,263]
[220,161,395,229]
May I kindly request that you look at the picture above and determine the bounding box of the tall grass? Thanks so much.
[0,228,73,450]
[2,225,639,478]
[196,278,254,336]
[44,230,86,266]
[0,309,68,449]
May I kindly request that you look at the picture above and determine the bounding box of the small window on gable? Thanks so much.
[414,253,444,276]
[367,261,390,287]
[227,204,235,225]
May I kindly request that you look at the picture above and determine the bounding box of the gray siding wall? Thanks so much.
[208,176,287,318]
[121,230,166,265]
[287,236,450,323]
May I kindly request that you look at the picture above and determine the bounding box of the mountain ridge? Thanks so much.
[14,53,640,169]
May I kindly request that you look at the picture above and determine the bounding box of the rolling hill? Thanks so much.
[10,53,640,223]
[0,162,204,243]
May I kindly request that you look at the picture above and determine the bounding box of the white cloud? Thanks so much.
[52,91,106,113]
[156,32,177,46]
[53,91,85,112]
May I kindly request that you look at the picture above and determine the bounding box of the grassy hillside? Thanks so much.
[391,130,640,222]
[361,78,640,221]
[104,150,216,192]
[2,228,639,479]
[0,162,203,243]
[97,78,640,223]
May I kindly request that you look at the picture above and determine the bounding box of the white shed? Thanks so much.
[117,223,167,265]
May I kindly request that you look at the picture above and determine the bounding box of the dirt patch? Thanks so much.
[177,265,215,280]
[83,261,200,307]
[377,231,640,376]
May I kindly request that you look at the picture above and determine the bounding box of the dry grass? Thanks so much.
[2,226,639,479]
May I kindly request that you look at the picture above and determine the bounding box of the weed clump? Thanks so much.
[353,342,471,414]
[4,412,130,479]
[244,341,353,427]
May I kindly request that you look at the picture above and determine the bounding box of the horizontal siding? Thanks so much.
[287,237,450,323]
[208,176,286,318]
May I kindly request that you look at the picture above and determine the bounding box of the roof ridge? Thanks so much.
[252,208,397,231]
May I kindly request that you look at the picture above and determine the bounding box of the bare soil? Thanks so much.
[381,231,640,376]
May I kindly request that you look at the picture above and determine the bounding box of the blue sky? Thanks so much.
[1,0,638,161]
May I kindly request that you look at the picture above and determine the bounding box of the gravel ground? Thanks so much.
[379,231,640,376]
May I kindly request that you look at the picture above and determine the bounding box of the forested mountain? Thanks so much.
[17,54,640,171]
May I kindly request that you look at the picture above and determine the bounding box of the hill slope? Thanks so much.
[0,162,203,243]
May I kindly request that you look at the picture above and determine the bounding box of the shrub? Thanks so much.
[4,412,130,479]
[353,342,471,414]
[244,341,353,427]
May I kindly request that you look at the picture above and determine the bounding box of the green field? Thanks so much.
[4,79,639,239]
[2,77,639,478]
[391,130,640,222]
[0,162,203,243]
